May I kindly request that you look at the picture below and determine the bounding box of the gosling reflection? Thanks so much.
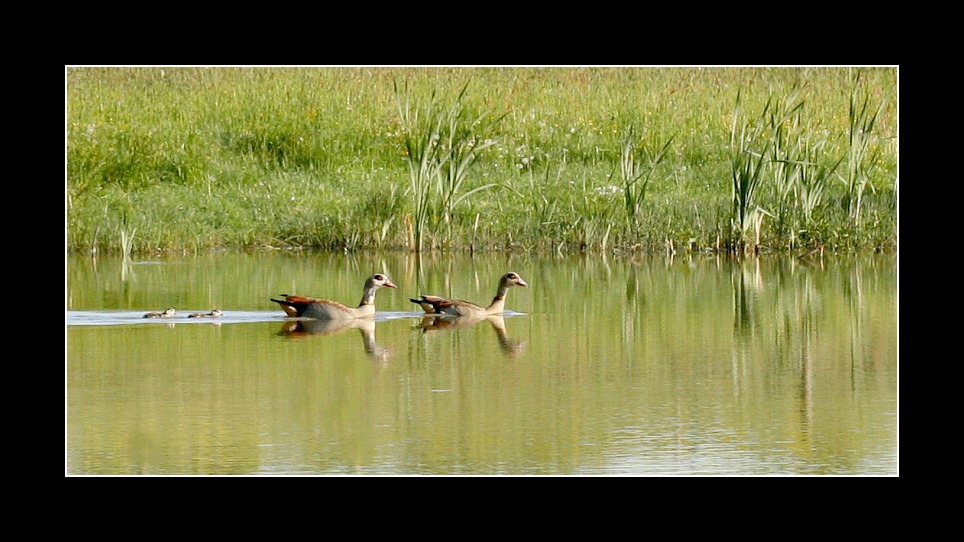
[278,318,389,360]
[416,315,525,356]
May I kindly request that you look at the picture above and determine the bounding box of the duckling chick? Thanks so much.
[188,309,222,318]
[144,308,177,318]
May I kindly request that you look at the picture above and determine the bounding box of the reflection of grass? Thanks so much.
[66,67,897,255]
[120,227,136,261]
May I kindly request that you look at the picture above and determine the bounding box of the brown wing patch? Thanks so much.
[279,294,322,304]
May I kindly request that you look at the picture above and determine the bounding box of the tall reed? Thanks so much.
[437,85,506,241]
[614,125,674,236]
[841,69,885,227]
[394,79,445,252]
[394,80,506,251]
[729,89,771,254]
[795,125,842,241]
[763,84,806,241]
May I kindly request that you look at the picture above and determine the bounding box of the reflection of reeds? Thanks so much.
[120,227,136,262]
[119,227,136,282]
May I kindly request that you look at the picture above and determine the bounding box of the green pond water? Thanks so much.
[66,251,898,475]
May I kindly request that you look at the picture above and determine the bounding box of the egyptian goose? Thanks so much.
[271,273,397,320]
[410,272,528,317]
[143,308,176,318]
[188,309,222,318]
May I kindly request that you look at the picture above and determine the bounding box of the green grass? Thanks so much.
[66,66,898,256]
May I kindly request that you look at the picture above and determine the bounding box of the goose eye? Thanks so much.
[374,274,385,281]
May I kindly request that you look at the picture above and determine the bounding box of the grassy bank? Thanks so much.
[66,67,898,256]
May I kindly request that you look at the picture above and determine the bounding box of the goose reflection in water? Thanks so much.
[278,318,389,361]
[416,314,526,356]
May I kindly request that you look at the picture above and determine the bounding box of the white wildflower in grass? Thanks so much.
[595,185,621,195]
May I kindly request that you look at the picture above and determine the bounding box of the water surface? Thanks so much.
[65,251,898,475]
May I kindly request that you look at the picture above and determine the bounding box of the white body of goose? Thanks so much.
[272,273,397,320]
[410,272,528,317]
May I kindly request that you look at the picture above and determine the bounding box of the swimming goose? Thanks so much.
[188,309,222,318]
[410,272,528,317]
[271,273,397,320]
[143,308,177,318]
